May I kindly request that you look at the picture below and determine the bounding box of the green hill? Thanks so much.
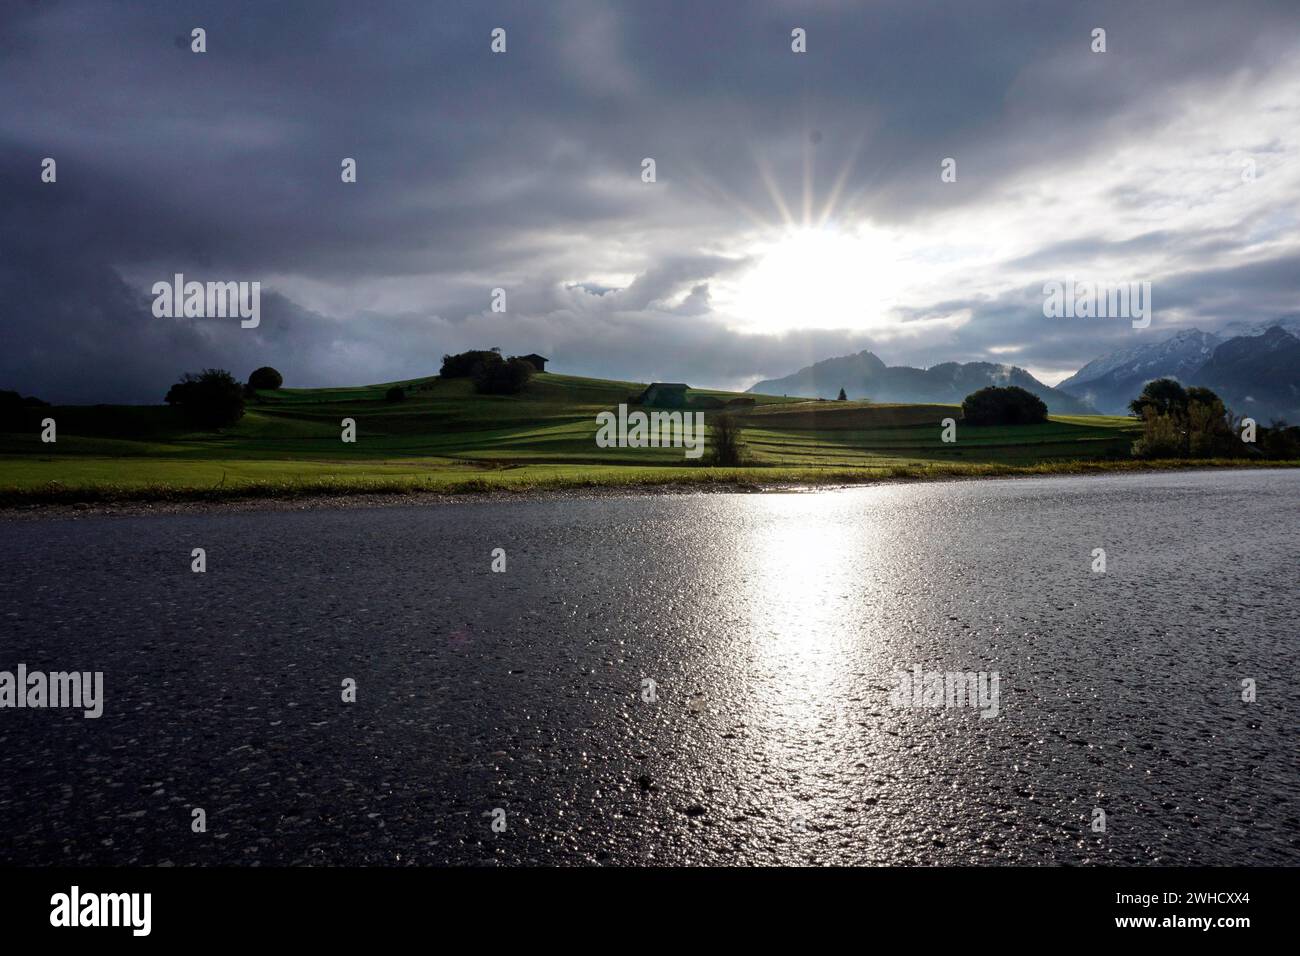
[0,370,1156,503]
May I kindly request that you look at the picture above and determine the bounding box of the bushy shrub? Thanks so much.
[1132,407,1186,458]
[1185,394,1238,457]
[0,390,27,431]
[248,366,284,390]
[960,386,1048,426]
[164,369,245,428]
[385,385,406,403]
[1260,420,1300,459]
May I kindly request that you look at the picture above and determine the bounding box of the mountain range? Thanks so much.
[747,351,1095,414]
[749,317,1300,422]
[1058,318,1300,420]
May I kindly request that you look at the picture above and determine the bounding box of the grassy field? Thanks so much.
[1,370,1290,504]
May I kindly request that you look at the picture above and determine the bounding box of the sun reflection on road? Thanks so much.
[736,494,897,722]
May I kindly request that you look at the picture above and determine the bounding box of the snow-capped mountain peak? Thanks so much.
[1058,328,1221,391]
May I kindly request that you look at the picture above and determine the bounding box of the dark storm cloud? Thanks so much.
[2,0,1298,401]
[1158,252,1300,320]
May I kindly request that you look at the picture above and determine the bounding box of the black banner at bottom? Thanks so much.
[0,866,1283,943]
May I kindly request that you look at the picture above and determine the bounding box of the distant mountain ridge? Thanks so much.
[747,350,1095,414]
[1218,314,1300,340]
[1195,326,1300,421]
[1058,319,1300,420]
[1056,329,1223,412]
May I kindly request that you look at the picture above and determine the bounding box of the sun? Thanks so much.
[720,225,904,335]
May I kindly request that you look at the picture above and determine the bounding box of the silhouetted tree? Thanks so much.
[0,391,46,430]
[1131,383,1242,458]
[837,387,847,401]
[707,413,745,465]
[248,366,284,390]
[0,390,29,431]
[441,350,501,377]
[961,386,1048,426]
[165,369,245,428]
[473,356,534,395]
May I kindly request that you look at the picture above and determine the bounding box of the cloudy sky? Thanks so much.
[3,0,1300,403]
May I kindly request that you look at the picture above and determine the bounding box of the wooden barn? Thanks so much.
[636,383,689,407]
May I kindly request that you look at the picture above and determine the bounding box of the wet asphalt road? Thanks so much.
[1,469,1297,865]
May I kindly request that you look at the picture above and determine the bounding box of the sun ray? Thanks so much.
[802,133,814,228]
[682,160,777,234]
[753,153,797,230]
[817,131,868,228]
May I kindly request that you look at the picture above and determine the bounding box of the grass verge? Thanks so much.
[2,457,1295,508]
